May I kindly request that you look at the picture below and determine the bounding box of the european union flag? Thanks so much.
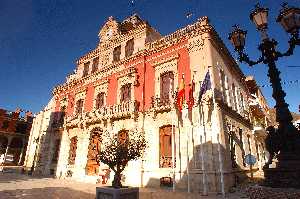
[198,71,211,103]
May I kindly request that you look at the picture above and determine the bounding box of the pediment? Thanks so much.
[98,16,120,41]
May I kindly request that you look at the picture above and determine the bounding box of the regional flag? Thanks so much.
[198,71,212,102]
[176,75,185,113]
[188,79,195,111]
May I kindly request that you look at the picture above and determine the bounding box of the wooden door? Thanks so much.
[86,132,102,175]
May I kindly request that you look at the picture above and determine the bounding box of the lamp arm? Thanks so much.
[238,51,264,66]
[277,37,300,58]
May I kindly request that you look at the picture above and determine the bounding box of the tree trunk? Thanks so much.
[112,171,122,188]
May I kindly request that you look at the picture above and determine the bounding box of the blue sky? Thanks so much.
[0,0,299,113]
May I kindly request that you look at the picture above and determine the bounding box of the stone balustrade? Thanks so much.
[65,100,139,127]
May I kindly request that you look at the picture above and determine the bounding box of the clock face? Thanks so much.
[106,29,113,39]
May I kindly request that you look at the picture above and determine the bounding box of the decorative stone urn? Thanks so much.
[96,187,139,199]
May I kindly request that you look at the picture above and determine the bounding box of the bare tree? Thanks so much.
[97,130,147,188]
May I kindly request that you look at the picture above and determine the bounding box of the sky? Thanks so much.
[0,0,299,114]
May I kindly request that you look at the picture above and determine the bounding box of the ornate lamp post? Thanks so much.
[229,3,300,188]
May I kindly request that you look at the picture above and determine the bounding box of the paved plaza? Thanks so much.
[0,171,248,199]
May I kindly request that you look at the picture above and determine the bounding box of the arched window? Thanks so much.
[159,125,175,168]
[125,39,134,57]
[120,84,131,103]
[160,72,174,102]
[95,92,105,109]
[68,136,78,165]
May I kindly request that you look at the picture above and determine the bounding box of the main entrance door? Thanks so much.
[86,129,102,176]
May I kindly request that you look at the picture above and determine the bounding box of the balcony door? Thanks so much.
[160,72,174,102]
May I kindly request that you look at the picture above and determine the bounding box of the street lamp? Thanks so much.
[228,3,300,188]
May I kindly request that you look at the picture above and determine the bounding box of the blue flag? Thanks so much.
[198,71,211,102]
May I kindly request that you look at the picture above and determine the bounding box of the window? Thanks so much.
[228,131,237,168]
[120,84,131,103]
[2,120,9,129]
[113,45,121,62]
[16,123,28,134]
[160,72,174,102]
[225,75,230,106]
[75,99,84,114]
[95,92,105,109]
[52,139,61,163]
[58,106,66,124]
[86,131,102,175]
[159,125,175,168]
[68,136,78,165]
[91,57,99,73]
[232,84,238,111]
[83,62,90,77]
[239,129,246,166]
[125,39,134,57]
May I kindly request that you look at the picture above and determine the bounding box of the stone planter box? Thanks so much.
[96,186,139,199]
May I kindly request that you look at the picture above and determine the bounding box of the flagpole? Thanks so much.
[208,66,225,196]
[170,79,175,192]
[200,103,208,195]
[186,105,190,193]
[171,110,175,191]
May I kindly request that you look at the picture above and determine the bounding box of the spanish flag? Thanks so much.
[176,74,185,113]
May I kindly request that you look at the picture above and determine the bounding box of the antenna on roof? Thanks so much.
[186,12,193,19]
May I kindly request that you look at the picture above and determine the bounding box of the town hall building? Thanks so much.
[24,14,272,193]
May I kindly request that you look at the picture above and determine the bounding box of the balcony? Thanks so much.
[95,100,140,120]
[150,96,173,115]
[159,156,176,168]
[66,100,140,128]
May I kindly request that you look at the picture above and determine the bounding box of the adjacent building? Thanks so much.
[24,14,272,193]
[0,108,33,166]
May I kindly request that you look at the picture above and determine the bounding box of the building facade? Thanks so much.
[25,15,272,193]
[0,108,33,166]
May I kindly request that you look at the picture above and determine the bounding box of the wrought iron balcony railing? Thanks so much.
[150,96,173,112]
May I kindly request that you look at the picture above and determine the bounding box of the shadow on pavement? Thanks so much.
[0,172,50,183]
[0,187,95,199]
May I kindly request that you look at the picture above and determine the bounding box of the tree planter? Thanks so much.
[96,186,139,199]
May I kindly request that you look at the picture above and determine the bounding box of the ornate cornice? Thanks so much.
[145,16,212,55]
[77,24,148,65]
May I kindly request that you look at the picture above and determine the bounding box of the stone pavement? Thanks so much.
[0,172,248,199]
